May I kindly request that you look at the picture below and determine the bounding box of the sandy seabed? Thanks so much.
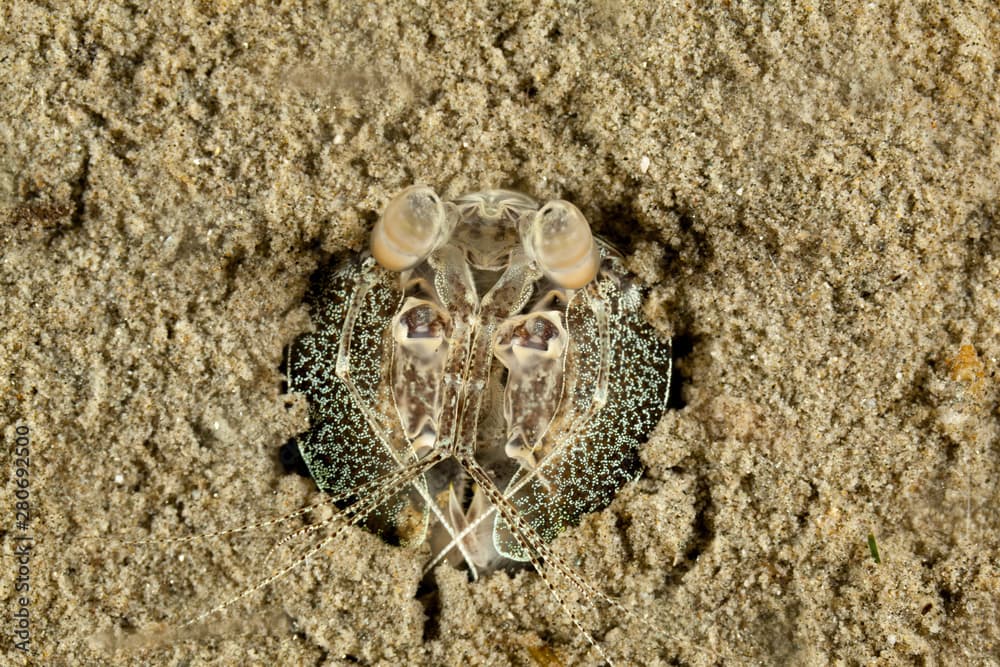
[2,2,998,666]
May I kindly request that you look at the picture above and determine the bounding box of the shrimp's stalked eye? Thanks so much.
[371,185,453,271]
[520,199,600,289]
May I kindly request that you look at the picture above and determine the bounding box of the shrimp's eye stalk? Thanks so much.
[520,200,600,289]
[372,186,453,271]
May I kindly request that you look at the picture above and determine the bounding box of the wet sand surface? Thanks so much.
[2,2,998,665]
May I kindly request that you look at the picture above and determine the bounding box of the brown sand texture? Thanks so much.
[2,2,998,666]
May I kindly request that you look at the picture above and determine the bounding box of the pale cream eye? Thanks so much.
[521,199,600,289]
[371,185,451,271]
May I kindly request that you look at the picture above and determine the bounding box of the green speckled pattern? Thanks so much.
[495,258,672,559]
